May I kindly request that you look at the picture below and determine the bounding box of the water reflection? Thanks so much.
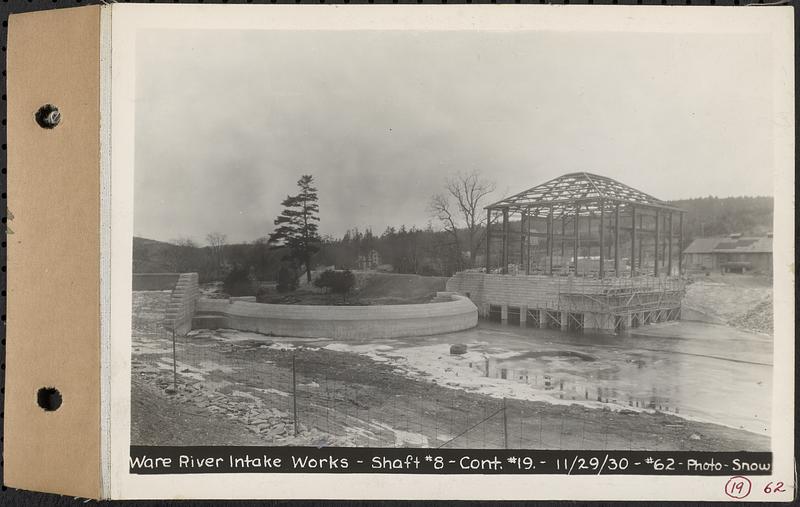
[446,320,771,435]
[481,355,679,412]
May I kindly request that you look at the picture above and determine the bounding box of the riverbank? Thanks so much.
[682,273,772,334]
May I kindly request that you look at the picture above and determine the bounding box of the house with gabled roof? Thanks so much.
[682,233,773,274]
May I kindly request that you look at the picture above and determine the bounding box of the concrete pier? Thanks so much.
[447,272,685,335]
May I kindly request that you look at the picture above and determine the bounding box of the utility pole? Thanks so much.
[170,328,177,394]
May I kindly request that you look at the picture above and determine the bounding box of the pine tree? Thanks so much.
[268,175,321,283]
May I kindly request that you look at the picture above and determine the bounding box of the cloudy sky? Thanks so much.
[134,28,773,244]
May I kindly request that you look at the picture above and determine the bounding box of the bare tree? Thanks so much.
[169,237,198,272]
[429,170,496,267]
[206,232,227,269]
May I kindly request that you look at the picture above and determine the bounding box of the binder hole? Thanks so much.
[37,387,62,412]
[35,104,61,129]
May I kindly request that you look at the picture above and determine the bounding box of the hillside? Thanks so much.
[133,236,178,273]
[667,196,773,241]
[133,236,289,282]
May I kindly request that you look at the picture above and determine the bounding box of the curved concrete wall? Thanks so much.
[194,293,478,340]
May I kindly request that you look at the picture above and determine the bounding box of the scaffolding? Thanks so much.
[557,275,685,332]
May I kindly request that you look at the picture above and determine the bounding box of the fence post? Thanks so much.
[502,398,509,449]
[292,351,298,436]
[169,328,177,394]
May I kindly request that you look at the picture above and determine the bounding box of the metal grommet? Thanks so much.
[35,104,61,129]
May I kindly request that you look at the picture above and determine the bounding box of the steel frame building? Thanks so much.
[484,172,686,277]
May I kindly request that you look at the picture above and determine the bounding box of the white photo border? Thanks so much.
[106,4,795,500]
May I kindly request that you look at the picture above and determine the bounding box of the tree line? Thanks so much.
[134,177,773,284]
[667,196,773,242]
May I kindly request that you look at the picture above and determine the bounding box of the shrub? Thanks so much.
[223,265,256,296]
[276,265,299,293]
[314,269,355,295]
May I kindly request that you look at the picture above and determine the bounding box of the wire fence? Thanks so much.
[131,291,685,450]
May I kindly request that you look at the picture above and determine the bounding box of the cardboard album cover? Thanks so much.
[4,4,795,501]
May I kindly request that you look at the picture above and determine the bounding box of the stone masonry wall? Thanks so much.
[193,293,478,340]
[164,273,200,336]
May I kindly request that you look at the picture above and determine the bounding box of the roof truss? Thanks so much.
[487,172,683,217]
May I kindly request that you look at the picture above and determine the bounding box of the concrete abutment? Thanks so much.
[446,271,685,335]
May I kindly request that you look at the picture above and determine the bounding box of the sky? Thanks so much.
[134,28,774,245]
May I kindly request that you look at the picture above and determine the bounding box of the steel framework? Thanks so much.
[485,172,686,277]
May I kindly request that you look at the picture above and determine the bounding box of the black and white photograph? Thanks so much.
[128,18,782,457]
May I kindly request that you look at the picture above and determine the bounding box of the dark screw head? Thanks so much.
[35,104,61,129]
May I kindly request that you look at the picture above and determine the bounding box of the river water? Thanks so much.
[394,320,772,436]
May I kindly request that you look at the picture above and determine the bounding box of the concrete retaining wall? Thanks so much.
[193,292,478,340]
[445,272,582,313]
[447,272,683,313]
[446,271,684,334]
[132,272,181,291]
[164,273,200,335]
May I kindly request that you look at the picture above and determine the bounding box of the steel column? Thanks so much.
[599,201,605,278]
[502,208,509,274]
[521,209,527,274]
[526,208,532,275]
[659,214,667,268]
[614,203,620,276]
[630,205,636,276]
[667,212,673,275]
[485,208,491,272]
[573,203,580,275]
[637,214,643,271]
[548,206,554,275]
[654,210,660,276]
[679,212,684,275]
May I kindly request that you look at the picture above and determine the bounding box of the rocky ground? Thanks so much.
[131,290,769,451]
[682,273,773,334]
